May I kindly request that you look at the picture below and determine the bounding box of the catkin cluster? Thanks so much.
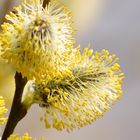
[0,0,124,132]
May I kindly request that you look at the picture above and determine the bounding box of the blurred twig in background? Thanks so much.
[0,0,14,25]
[43,0,50,8]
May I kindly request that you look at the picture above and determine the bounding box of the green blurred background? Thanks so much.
[0,0,140,140]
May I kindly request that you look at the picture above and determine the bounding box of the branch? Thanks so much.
[43,0,50,8]
[2,72,27,140]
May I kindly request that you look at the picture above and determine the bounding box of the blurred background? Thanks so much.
[0,0,140,140]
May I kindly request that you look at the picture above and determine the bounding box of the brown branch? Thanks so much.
[2,72,27,140]
[43,0,50,8]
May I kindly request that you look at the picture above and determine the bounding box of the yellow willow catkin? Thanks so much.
[0,0,75,83]
[7,133,32,140]
[8,133,44,140]
[33,46,124,132]
[0,96,7,125]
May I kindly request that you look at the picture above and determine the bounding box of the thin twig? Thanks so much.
[2,72,27,140]
[43,0,50,8]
